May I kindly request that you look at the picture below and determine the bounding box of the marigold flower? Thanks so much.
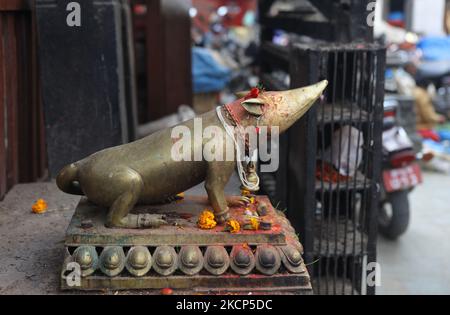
[249,217,259,230]
[176,192,185,199]
[32,199,48,214]
[241,189,251,196]
[226,219,241,233]
[243,217,260,231]
[198,210,217,229]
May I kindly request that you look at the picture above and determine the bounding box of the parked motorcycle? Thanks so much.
[379,98,432,239]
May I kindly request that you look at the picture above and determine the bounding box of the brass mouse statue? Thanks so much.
[57,81,328,229]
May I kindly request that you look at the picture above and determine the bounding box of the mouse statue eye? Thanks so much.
[241,98,265,116]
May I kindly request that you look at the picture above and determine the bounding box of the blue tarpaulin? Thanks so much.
[418,36,450,61]
[192,47,231,94]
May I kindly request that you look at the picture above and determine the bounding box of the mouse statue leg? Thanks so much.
[104,168,167,229]
[205,161,235,224]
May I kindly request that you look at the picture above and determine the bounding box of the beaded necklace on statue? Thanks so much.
[216,88,262,192]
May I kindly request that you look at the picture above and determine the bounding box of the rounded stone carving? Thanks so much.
[255,245,281,275]
[99,246,125,277]
[73,245,98,277]
[204,246,229,275]
[153,246,178,276]
[278,244,305,274]
[125,246,152,277]
[230,245,255,275]
[178,246,203,275]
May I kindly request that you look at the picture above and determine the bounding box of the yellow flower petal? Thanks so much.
[250,217,259,230]
[226,219,241,233]
[32,199,48,214]
[198,210,217,229]
[241,189,251,196]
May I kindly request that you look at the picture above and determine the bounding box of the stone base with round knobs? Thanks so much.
[60,195,312,294]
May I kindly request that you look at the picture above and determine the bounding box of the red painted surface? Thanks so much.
[161,287,173,295]
[192,0,257,31]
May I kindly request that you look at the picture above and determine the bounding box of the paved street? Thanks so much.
[377,171,450,295]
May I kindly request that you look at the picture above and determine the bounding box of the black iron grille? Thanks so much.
[260,42,386,295]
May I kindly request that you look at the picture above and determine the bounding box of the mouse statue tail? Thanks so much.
[56,163,84,196]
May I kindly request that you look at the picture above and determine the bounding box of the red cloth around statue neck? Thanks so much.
[225,100,248,126]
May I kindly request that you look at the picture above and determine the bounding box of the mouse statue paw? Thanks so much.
[214,208,231,225]
[136,214,168,229]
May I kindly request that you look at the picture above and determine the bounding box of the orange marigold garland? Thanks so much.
[243,217,260,231]
[197,210,217,229]
[32,199,48,214]
[225,219,241,233]
[249,217,259,230]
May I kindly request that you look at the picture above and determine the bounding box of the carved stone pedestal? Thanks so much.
[61,196,312,294]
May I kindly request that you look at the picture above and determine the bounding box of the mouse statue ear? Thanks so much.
[241,98,265,116]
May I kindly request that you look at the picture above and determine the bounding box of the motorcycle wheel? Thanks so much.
[378,190,410,240]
